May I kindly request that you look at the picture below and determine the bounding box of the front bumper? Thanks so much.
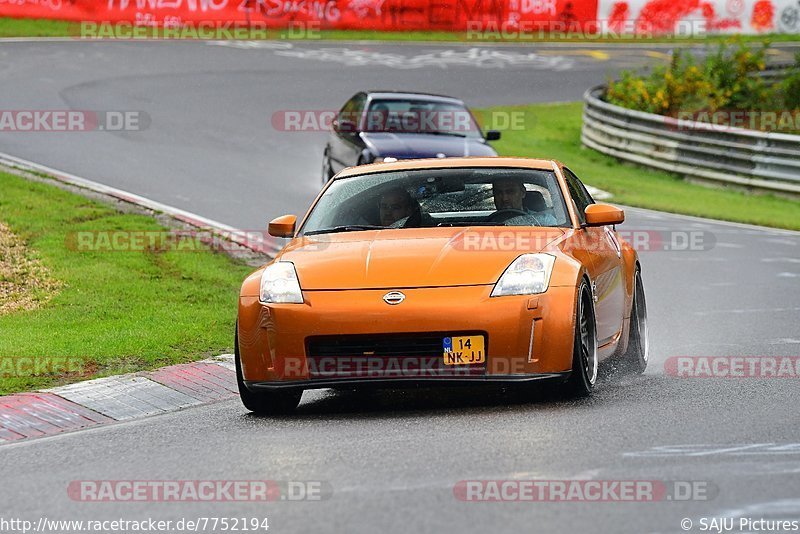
[237,284,578,388]
[245,372,571,392]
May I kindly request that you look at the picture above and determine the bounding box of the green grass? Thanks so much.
[0,171,253,395]
[478,102,800,231]
[0,16,72,37]
[1,17,799,43]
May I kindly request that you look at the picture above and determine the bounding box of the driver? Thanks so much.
[492,177,527,211]
[379,188,414,226]
[491,177,557,226]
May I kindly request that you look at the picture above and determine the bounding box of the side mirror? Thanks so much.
[584,204,624,227]
[485,130,501,141]
[268,214,297,238]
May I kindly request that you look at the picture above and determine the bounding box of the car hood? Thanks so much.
[277,227,565,290]
[362,132,497,159]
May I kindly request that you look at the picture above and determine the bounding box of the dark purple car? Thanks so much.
[322,91,500,183]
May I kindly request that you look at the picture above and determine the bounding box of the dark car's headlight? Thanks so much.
[491,254,556,297]
[259,262,304,304]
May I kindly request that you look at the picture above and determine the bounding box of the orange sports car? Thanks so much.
[235,157,648,413]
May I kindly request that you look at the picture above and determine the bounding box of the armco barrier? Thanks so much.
[581,85,800,198]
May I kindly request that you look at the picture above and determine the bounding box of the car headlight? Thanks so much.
[491,254,556,297]
[259,262,304,304]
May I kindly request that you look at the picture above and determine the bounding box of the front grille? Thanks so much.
[306,332,486,380]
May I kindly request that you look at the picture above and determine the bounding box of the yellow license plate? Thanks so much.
[443,335,485,365]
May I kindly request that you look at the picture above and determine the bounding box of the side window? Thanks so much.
[352,94,367,115]
[339,94,366,128]
[339,96,356,118]
[338,94,365,128]
[563,168,594,224]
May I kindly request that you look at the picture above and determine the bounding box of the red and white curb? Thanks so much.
[0,355,238,443]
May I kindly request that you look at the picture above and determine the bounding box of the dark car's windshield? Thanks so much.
[363,99,483,139]
[300,168,571,235]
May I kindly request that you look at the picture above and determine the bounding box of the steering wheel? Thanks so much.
[388,216,410,229]
[486,209,530,224]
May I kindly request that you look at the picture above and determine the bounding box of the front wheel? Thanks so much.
[564,280,598,398]
[619,269,648,374]
[235,324,302,414]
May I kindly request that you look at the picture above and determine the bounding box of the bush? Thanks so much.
[605,40,800,127]
[779,53,800,111]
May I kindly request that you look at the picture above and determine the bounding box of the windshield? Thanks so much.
[363,99,483,138]
[300,168,571,236]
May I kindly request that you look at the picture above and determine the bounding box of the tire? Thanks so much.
[234,324,302,414]
[619,268,649,374]
[564,280,598,398]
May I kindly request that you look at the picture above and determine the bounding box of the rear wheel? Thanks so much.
[235,324,302,414]
[619,269,648,374]
[564,280,598,397]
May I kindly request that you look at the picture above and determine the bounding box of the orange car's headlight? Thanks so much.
[491,253,556,297]
[259,262,304,304]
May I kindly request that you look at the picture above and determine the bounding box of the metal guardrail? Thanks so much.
[581,68,800,198]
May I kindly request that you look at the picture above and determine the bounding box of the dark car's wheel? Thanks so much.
[321,150,334,184]
[619,268,648,374]
[235,324,302,414]
[565,280,598,397]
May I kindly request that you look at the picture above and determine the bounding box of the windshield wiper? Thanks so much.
[305,225,385,236]
[418,131,468,138]
[436,222,498,227]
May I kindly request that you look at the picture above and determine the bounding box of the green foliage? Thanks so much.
[779,53,800,111]
[606,40,800,125]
